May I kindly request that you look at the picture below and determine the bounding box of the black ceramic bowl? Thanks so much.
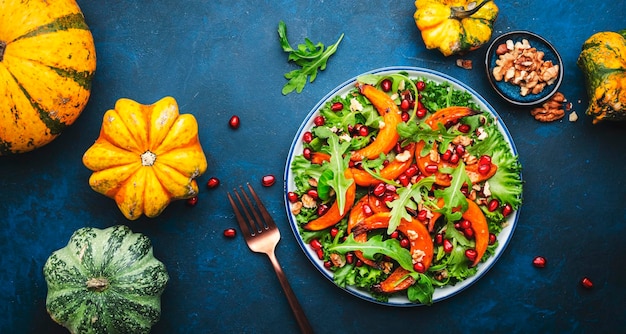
[485,31,563,106]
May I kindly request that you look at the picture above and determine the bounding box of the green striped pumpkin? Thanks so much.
[0,0,96,155]
[43,225,169,334]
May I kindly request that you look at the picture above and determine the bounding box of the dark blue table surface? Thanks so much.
[2,1,625,333]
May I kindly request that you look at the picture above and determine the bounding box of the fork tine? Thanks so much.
[227,192,253,237]
[246,183,276,229]
[232,188,262,234]
[239,185,267,232]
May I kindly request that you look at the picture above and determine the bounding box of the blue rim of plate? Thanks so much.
[283,66,522,307]
[485,30,563,106]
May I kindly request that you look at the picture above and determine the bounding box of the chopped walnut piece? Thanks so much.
[301,194,317,209]
[330,253,346,268]
[530,92,566,122]
[456,59,473,70]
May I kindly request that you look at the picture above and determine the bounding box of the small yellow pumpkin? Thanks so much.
[0,0,96,155]
[414,0,498,56]
[83,97,207,220]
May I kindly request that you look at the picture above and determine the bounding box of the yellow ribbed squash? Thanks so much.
[0,0,96,155]
[414,0,498,56]
[83,97,207,220]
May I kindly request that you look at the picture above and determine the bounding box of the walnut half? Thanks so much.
[530,92,566,122]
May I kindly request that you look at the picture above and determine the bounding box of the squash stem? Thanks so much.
[0,41,6,62]
[86,277,109,292]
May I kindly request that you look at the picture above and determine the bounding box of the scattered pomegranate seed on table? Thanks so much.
[228,115,240,129]
[261,174,276,187]
[223,228,237,238]
[206,177,220,189]
[186,196,198,207]
[580,277,594,289]
[532,256,547,268]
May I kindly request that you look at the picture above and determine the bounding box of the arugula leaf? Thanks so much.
[434,163,471,222]
[316,132,352,215]
[386,176,436,234]
[407,274,435,305]
[329,234,414,272]
[278,21,344,95]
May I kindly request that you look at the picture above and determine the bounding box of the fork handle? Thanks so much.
[267,251,315,334]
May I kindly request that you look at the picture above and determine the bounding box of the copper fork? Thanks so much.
[227,184,314,334]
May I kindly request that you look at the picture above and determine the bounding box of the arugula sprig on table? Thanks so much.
[278,20,344,95]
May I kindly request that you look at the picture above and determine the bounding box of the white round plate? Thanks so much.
[283,66,521,306]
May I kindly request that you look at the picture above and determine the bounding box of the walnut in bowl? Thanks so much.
[485,31,563,106]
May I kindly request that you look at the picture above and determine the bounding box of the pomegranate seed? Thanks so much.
[385,184,396,193]
[502,203,513,217]
[416,108,427,118]
[479,155,492,165]
[455,144,465,155]
[355,259,363,267]
[465,249,478,262]
[390,231,399,239]
[400,238,410,248]
[310,239,322,250]
[532,256,547,268]
[186,196,198,207]
[373,183,386,197]
[435,233,444,245]
[324,261,332,269]
[443,239,453,253]
[358,126,369,137]
[381,79,392,92]
[460,219,471,229]
[223,228,237,238]
[228,115,240,129]
[287,192,299,203]
[458,124,471,133]
[331,102,344,111]
[580,277,594,289]
[478,163,491,175]
[346,252,354,264]
[317,203,329,216]
[315,248,324,260]
[307,189,318,199]
[398,174,409,187]
[313,115,325,126]
[449,153,460,164]
[487,199,500,212]
[488,233,497,245]
[417,209,428,221]
[413,262,426,273]
[400,99,410,111]
[302,131,313,143]
[401,112,410,122]
[425,164,439,173]
[405,165,419,177]
[261,175,276,187]
[206,177,220,189]
[303,148,312,160]
[330,228,339,238]
[441,150,452,162]
[416,81,426,91]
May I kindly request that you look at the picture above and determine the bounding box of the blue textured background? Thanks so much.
[1,1,625,333]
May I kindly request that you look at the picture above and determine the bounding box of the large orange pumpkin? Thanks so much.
[0,0,96,155]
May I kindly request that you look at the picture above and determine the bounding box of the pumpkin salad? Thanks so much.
[288,72,522,305]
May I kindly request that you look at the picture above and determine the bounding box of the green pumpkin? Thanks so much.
[577,29,626,124]
[43,225,169,334]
